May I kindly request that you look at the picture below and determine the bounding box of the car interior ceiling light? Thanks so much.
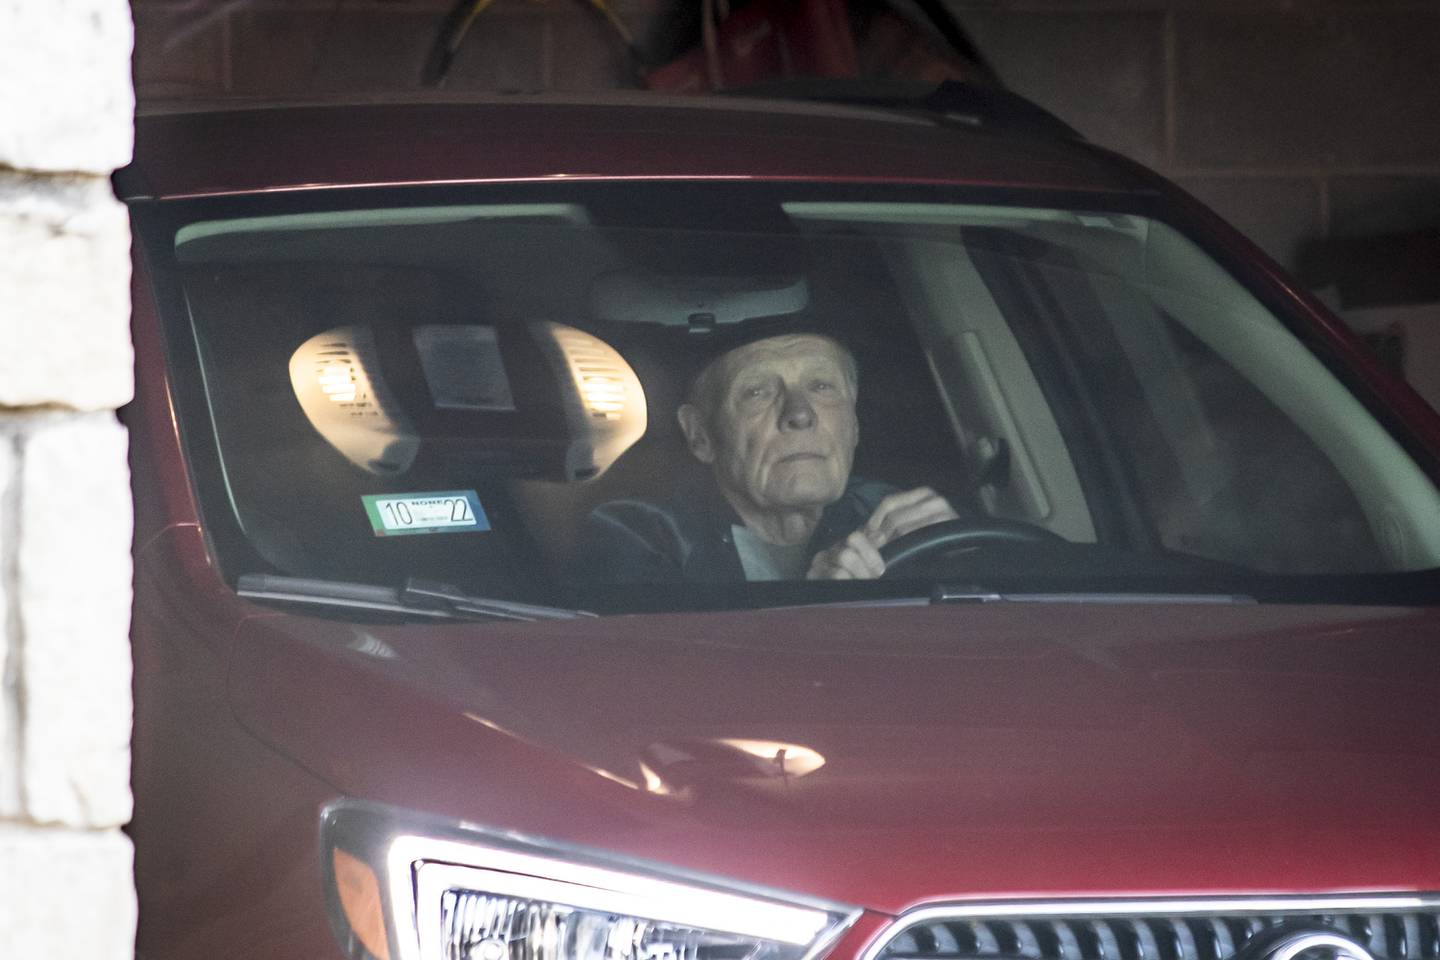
[291,326,420,476]
[532,320,648,481]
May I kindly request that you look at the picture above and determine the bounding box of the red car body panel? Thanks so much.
[122,97,1440,960]
[125,100,1138,199]
[229,597,1440,905]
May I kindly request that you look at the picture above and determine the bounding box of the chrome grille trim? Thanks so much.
[863,897,1440,960]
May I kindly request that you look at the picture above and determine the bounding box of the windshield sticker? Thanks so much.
[361,491,490,537]
[412,325,517,412]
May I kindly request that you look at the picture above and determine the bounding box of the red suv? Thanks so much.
[120,86,1440,960]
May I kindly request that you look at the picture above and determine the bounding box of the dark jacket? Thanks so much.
[579,478,895,582]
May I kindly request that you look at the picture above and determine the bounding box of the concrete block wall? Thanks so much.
[129,0,1440,284]
[950,0,1440,403]
[0,1,137,957]
[948,0,1440,281]
[131,0,669,99]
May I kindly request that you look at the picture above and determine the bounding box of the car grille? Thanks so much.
[872,903,1440,960]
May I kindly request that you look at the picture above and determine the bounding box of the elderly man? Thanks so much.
[582,329,957,581]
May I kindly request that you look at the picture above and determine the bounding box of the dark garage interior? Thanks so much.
[128,0,1440,406]
[6,3,1440,956]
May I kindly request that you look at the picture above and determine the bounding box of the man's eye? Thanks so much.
[742,385,771,400]
[810,380,836,392]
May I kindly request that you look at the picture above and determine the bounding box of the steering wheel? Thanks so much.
[879,517,1065,577]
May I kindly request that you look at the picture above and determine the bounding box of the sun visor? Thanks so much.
[590,271,809,329]
[291,322,645,483]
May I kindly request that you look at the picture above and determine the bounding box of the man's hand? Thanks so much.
[806,487,959,580]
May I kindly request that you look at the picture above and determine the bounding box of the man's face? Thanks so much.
[682,334,858,516]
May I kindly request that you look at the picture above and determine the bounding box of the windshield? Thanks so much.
[141,183,1440,614]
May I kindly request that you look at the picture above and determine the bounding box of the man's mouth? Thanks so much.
[776,452,826,464]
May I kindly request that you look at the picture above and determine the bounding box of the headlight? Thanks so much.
[322,802,860,960]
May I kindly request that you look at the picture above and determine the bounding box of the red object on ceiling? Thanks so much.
[645,0,859,93]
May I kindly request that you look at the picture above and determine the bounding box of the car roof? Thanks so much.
[120,90,1152,201]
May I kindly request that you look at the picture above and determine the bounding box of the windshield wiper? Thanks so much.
[398,578,596,621]
[781,583,1255,611]
[927,583,1255,605]
[236,574,594,622]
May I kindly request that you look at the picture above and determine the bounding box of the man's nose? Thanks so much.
[778,385,816,430]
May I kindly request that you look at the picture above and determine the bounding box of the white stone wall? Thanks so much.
[0,1,137,957]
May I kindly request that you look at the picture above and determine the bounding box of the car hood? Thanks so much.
[229,600,1440,913]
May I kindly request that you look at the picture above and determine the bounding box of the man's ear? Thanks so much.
[676,403,716,464]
